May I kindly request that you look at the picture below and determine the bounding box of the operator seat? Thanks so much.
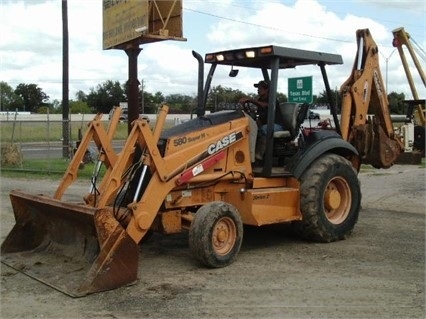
[273,103,303,140]
[273,103,309,162]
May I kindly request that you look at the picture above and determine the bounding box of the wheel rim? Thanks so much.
[212,217,237,256]
[323,176,352,224]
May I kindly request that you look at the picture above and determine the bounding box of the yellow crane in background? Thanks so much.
[392,27,425,154]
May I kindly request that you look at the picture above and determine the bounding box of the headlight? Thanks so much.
[245,50,255,58]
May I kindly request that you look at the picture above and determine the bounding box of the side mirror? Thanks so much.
[229,65,239,77]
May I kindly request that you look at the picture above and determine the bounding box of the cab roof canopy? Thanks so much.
[204,45,343,69]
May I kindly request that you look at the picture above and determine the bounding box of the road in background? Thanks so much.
[17,117,328,160]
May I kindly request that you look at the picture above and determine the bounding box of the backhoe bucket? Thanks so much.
[1,190,139,297]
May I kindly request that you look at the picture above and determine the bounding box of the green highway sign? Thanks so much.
[288,76,313,103]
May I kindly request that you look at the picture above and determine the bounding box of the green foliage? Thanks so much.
[75,90,87,102]
[141,91,165,113]
[70,101,92,114]
[0,159,103,180]
[49,99,63,113]
[316,89,340,109]
[208,85,245,111]
[14,83,49,112]
[0,81,24,111]
[277,92,288,102]
[388,91,406,114]
[206,85,289,112]
[0,120,130,143]
[0,80,411,117]
[165,93,196,113]
[37,105,55,114]
[86,80,126,114]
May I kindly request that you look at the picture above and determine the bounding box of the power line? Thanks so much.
[184,7,353,44]
[184,4,425,48]
[189,0,425,39]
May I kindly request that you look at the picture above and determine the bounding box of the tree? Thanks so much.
[0,81,24,111]
[86,80,126,113]
[208,85,245,112]
[14,83,49,112]
[37,105,55,114]
[165,93,195,114]
[277,92,288,102]
[141,91,165,114]
[388,91,406,114]
[70,101,91,114]
[75,90,87,102]
[316,89,341,110]
[50,99,62,113]
[206,85,288,112]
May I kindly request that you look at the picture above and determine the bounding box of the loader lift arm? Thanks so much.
[54,107,122,200]
[340,28,403,168]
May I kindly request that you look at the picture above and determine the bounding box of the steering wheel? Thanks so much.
[238,102,258,121]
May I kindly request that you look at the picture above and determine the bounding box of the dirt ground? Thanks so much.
[0,164,425,319]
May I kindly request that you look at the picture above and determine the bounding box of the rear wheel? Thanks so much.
[297,153,361,242]
[189,201,243,268]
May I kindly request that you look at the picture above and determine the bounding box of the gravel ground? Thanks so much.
[0,164,425,319]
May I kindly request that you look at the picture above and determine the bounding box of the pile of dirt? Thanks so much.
[1,143,23,166]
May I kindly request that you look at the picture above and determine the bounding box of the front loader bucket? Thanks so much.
[1,190,139,297]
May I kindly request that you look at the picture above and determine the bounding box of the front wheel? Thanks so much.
[297,153,361,242]
[189,201,243,268]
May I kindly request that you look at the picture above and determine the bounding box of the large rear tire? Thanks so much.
[297,153,361,242]
[189,201,243,268]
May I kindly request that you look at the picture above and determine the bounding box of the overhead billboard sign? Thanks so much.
[288,76,313,103]
[103,0,149,50]
[103,0,185,50]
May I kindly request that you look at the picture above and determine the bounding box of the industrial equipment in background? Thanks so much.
[392,27,425,158]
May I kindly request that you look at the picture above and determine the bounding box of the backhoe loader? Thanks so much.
[1,28,404,297]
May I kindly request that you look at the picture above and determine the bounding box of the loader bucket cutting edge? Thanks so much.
[1,190,139,297]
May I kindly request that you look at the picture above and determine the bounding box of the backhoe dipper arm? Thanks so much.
[340,28,403,168]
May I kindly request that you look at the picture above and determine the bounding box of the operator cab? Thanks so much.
[201,45,343,177]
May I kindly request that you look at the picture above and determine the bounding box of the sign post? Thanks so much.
[288,76,313,103]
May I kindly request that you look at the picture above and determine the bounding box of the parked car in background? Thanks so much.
[108,107,128,121]
[108,108,150,123]
[119,109,128,121]
[306,109,320,120]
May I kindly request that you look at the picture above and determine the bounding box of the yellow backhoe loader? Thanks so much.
[1,29,404,297]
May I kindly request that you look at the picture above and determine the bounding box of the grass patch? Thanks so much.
[0,117,179,143]
[420,157,426,168]
[1,158,105,181]
[0,121,131,143]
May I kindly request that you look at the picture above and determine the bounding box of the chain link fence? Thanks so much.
[0,113,109,174]
[0,112,190,175]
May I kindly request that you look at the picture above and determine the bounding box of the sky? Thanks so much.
[1,0,425,103]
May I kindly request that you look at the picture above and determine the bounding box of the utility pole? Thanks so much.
[381,49,396,92]
[62,0,70,158]
[141,79,144,114]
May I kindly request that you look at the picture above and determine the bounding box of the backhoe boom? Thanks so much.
[340,29,403,168]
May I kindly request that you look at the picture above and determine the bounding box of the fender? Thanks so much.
[288,131,359,179]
